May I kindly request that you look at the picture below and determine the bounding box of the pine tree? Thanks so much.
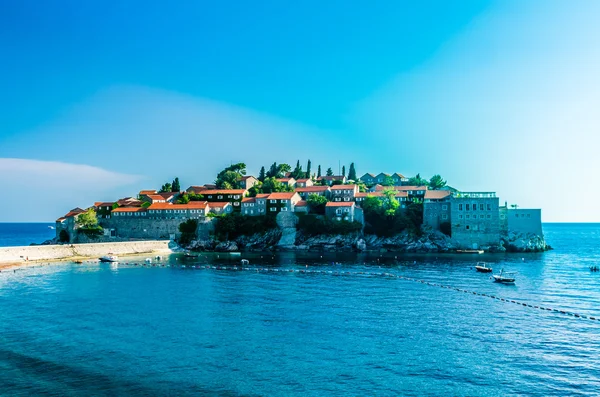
[348,162,357,181]
[258,166,266,182]
[171,177,181,192]
[326,167,333,176]
[292,160,303,179]
[317,165,322,178]
[342,166,346,178]
[267,162,278,178]
[306,160,312,179]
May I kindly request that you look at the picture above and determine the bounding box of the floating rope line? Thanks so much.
[118,262,600,323]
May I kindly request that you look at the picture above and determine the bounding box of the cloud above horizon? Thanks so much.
[0,158,143,222]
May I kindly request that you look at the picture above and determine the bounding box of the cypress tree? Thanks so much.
[306,160,312,179]
[342,165,346,178]
[258,166,266,182]
[317,165,322,178]
[172,177,181,192]
[348,163,357,181]
[326,167,333,176]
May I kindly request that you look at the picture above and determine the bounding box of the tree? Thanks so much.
[172,177,181,192]
[76,209,99,229]
[178,219,198,246]
[317,165,322,178]
[326,167,333,176]
[382,176,395,186]
[291,160,303,179]
[428,174,446,190]
[342,165,346,178]
[307,194,328,214]
[215,163,247,188]
[278,163,292,178]
[261,177,284,193]
[159,182,172,193]
[258,166,266,182]
[305,160,312,179]
[382,188,400,216]
[348,162,357,181]
[267,162,278,178]
[407,173,428,186]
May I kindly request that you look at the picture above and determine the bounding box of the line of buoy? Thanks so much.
[150,264,598,322]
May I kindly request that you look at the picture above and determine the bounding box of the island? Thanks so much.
[52,161,549,254]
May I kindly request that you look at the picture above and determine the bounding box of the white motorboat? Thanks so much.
[99,255,118,263]
[493,268,516,283]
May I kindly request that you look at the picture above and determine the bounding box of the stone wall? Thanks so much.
[450,196,501,249]
[96,217,215,241]
[0,240,171,264]
[423,201,450,230]
[507,209,543,236]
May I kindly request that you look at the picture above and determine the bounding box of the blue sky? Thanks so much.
[1,1,599,222]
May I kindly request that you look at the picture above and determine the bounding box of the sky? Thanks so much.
[1,0,599,222]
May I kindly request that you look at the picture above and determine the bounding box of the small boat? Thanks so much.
[493,269,516,283]
[99,255,118,263]
[456,249,484,254]
[475,262,493,273]
[74,260,83,264]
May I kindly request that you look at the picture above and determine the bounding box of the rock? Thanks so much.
[215,241,239,252]
[356,239,367,251]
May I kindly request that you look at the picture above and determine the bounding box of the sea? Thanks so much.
[0,223,599,396]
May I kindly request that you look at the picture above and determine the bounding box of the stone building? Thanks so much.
[422,190,452,230]
[266,192,302,214]
[330,184,359,202]
[325,202,357,222]
[295,186,331,200]
[507,209,543,236]
[450,192,500,249]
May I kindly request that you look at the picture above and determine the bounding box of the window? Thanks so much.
[208,195,213,199]
[459,204,463,211]
[515,214,519,218]
[442,205,448,210]
[217,195,223,199]
[250,203,254,207]
[466,204,470,211]
[270,200,277,203]
[335,198,341,202]
[344,208,350,213]
[442,214,448,220]
[258,200,264,204]
[472,204,476,211]
[487,204,491,211]
[343,198,350,202]
[216,208,221,212]
[281,200,288,203]
[527,214,531,218]
[480,204,484,210]
[466,215,470,219]
[459,215,463,219]
[487,215,491,219]
[234,195,240,199]
[466,225,470,230]
[282,207,288,211]
[260,209,265,213]
[234,202,240,206]
[270,207,276,212]
[480,215,484,219]
[336,209,342,215]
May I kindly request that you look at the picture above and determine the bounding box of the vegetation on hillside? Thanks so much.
[297,215,362,236]
[214,214,277,241]
[76,209,103,236]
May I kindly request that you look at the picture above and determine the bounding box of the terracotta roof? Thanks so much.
[424,190,451,200]
[255,193,270,198]
[157,192,177,198]
[326,202,355,207]
[331,185,357,191]
[242,197,256,203]
[95,202,115,207]
[295,186,330,192]
[187,185,208,193]
[112,207,147,213]
[268,192,299,200]
[139,190,157,195]
[375,185,427,192]
[147,195,166,201]
[295,200,308,207]
[296,179,310,182]
[200,189,246,195]
[356,191,408,198]
[56,217,66,222]
[147,202,209,210]
[62,208,85,219]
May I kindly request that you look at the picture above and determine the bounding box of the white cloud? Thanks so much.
[0,159,143,221]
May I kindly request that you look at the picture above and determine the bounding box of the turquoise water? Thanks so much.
[1,224,599,396]
[0,223,55,247]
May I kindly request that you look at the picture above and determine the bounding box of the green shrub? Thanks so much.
[214,214,277,241]
[178,219,198,246]
[298,215,362,236]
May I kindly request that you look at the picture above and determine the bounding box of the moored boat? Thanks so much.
[99,255,118,263]
[475,262,493,273]
[493,269,516,283]
[456,249,484,254]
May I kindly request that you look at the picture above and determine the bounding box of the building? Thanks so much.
[295,178,313,188]
[116,197,144,207]
[325,202,357,222]
[355,191,409,207]
[359,173,377,185]
[129,201,209,219]
[94,202,115,219]
[391,173,407,185]
[295,186,331,200]
[506,208,543,236]
[450,192,500,249]
[422,190,452,230]
[241,197,266,216]
[199,189,247,211]
[238,176,259,189]
[375,185,427,200]
[55,208,86,239]
[276,177,296,188]
[317,175,346,186]
[208,202,233,215]
[266,192,302,214]
[330,184,359,202]
[139,189,157,196]
[294,200,309,213]
[186,185,209,194]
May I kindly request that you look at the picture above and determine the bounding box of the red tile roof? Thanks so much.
[147,195,166,201]
[255,193,270,198]
[424,190,451,200]
[295,200,308,207]
[331,185,357,191]
[112,207,147,213]
[147,202,209,210]
[187,186,208,193]
[375,185,427,192]
[208,202,231,208]
[295,186,330,192]
[326,202,355,207]
[200,189,246,195]
[268,192,299,200]
[95,202,115,207]
[139,190,157,195]
[242,197,256,203]
[296,178,310,182]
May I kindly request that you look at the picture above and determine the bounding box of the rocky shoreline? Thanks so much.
[183,228,551,254]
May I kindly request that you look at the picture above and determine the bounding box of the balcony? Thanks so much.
[454,192,496,198]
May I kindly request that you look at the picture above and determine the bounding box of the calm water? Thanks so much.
[0,223,55,247]
[1,224,599,396]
